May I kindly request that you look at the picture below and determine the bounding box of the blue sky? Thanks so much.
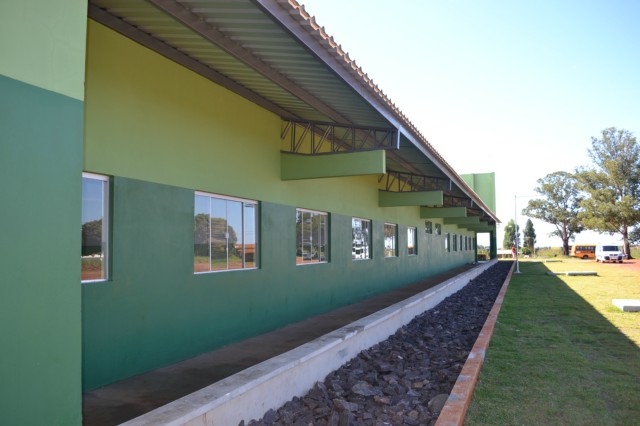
[302,0,640,247]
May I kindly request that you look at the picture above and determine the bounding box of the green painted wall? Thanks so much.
[0,75,83,424]
[461,172,496,213]
[281,150,385,180]
[82,177,475,390]
[0,0,87,100]
[83,20,476,389]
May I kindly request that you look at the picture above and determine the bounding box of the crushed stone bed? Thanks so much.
[244,261,513,426]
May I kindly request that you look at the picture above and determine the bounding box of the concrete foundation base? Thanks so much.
[122,261,497,426]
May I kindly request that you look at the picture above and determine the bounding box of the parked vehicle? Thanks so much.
[571,244,596,259]
[595,244,624,263]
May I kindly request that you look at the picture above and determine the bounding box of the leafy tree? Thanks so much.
[502,219,520,249]
[629,227,640,245]
[577,127,640,258]
[523,219,536,254]
[194,213,238,258]
[82,219,103,256]
[522,171,583,255]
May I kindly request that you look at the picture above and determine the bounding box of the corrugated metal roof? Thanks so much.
[88,0,498,222]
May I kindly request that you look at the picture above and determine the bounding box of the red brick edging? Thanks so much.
[435,262,515,426]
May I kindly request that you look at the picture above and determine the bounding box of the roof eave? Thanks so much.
[253,0,499,223]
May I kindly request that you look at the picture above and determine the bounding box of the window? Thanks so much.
[82,173,109,282]
[435,223,442,235]
[407,226,417,255]
[453,234,458,251]
[194,192,258,273]
[352,218,371,260]
[384,223,397,257]
[296,209,328,265]
[445,233,450,252]
[425,221,433,234]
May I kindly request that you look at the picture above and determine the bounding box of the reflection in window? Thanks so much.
[352,218,371,260]
[407,227,417,255]
[425,221,432,234]
[445,233,450,252]
[435,223,442,235]
[82,173,109,282]
[384,223,397,257]
[194,192,258,273]
[296,209,328,265]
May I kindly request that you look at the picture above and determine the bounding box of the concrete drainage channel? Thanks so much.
[123,260,500,426]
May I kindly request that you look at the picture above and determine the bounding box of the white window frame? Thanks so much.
[81,172,109,283]
[296,208,329,265]
[384,223,398,258]
[194,191,259,273]
[352,217,372,260]
[407,226,417,256]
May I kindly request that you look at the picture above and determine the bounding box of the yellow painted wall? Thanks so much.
[84,20,430,225]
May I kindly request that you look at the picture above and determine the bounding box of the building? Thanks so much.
[0,0,498,423]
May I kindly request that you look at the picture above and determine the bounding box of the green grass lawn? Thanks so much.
[466,260,640,425]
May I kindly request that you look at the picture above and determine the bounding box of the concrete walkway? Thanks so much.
[83,264,477,426]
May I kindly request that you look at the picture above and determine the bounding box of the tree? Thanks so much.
[522,171,584,255]
[523,219,536,255]
[194,213,238,258]
[82,219,103,256]
[577,127,640,258]
[502,219,520,250]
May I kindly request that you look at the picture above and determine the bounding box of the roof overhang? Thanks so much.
[88,0,499,223]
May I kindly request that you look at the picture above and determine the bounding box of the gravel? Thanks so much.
[243,261,512,426]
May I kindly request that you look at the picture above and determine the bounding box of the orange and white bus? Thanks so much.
[571,244,596,259]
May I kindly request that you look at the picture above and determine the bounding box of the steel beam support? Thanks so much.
[281,120,398,154]
[379,171,450,193]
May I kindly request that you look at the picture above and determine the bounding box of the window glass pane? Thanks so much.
[445,233,450,252]
[384,223,397,257]
[435,224,441,235]
[244,204,257,268]
[296,210,303,264]
[352,218,371,260]
[226,200,243,270]
[296,209,328,265]
[210,198,227,271]
[407,227,417,255]
[316,213,328,262]
[304,211,313,262]
[82,175,108,282]
[194,195,211,273]
[195,193,258,273]
[425,221,432,234]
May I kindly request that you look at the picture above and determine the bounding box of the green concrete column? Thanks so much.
[0,1,87,424]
